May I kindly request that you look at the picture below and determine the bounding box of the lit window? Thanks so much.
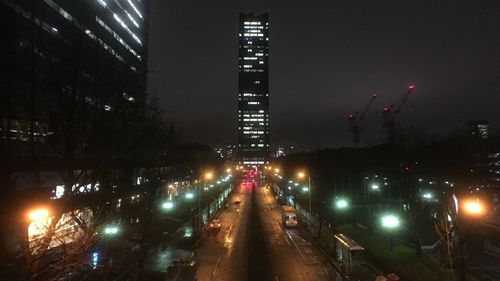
[127,0,143,19]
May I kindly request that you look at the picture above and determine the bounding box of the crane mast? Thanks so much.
[382,84,415,143]
[348,92,377,145]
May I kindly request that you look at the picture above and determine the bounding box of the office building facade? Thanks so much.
[237,13,269,166]
[1,0,149,148]
[0,0,149,194]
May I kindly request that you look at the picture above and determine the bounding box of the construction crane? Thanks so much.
[348,92,378,145]
[382,84,415,143]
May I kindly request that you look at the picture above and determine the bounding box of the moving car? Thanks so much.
[209,219,222,230]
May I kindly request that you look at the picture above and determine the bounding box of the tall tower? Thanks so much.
[237,13,269,166]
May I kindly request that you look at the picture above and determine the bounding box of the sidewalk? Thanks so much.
[290,199,454,281]
[336,224,453,281]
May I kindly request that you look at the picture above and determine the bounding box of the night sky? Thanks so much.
[148,0,500,149]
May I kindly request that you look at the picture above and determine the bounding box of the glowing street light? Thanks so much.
[28,208,50,221]
[335,198,349,209]
[162,201,174,210]
[185,192,194,199]
[204,172,213,180]
[422,192,433,200]
[381,214,400,251]
[104,225,120,235]
[274,168,280,173]
[371,184,380,191]
[381,214,400,229]
[462,198,485,217]
[297,171,311,227]
[226,168,231,173]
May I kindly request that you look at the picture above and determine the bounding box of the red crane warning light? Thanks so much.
[408,84,415,91]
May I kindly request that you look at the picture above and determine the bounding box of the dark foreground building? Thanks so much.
[0,0,150,274]
[1,0,149,190]
[237,13,270,166]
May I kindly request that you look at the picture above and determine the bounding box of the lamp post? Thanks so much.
[298,171,311,229]
[381,214,400,251]
[198,171,214,232]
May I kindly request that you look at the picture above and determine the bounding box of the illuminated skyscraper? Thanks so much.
[237,13,269,166]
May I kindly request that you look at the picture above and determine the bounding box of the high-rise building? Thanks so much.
[0,0,149,191]
[488,152,500,183]
[467,120,489,140]
[237,13,269,166]
[1,0,149,148]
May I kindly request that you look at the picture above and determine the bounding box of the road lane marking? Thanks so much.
[212,257,222,277]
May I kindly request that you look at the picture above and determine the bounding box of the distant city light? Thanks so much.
[371,184,380,190]
[422,193,433,200]
[185,192,194,199]
[92,252,99,269]
[104,225,119,235]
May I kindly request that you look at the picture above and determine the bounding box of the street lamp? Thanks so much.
[462,198,485,217]
[162,201,174,210]
[297,171,311,228]
[381,214,400,228]
[226,168,231,173]
[335,198,349,210]
[371,184,380,191]
[104,225,120,236]
[28,208,50,221]
[185,192,194,199]
[381,214,400,251]
[204,172,213,180]
[422,192,433,200]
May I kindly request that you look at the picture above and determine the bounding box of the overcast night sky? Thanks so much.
[147,0,500,150]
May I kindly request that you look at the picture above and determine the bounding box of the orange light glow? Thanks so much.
[204,172,213,180]
[28,208,49,221]
[462,199,485,216]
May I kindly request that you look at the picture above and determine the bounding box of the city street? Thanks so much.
[196,182,340,281]
[3,1,499,281]
[196,183,251,281]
